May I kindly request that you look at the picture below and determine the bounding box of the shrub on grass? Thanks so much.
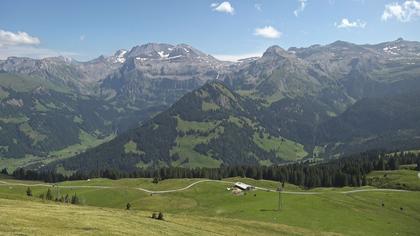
[46,189,53,201]
[26,187,32,197]
[71,193,80,205]
[1,168,8,175]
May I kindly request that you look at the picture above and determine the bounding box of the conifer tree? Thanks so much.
[157,212,164,220]
[71,193,80,204]
[0,168,8,175]
[26,187,32,197]
[46,189,53,200]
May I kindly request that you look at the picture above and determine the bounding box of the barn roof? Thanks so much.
[234,182,252,190]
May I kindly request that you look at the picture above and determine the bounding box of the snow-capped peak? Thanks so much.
[114,49,127,63]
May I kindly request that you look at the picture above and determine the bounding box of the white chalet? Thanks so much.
[234,182,253,191]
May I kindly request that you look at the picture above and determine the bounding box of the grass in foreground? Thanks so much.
[0,198,329,236]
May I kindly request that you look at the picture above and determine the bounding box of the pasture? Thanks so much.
[0,172,419,235]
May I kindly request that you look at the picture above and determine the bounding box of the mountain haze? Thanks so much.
[1,39,420,171]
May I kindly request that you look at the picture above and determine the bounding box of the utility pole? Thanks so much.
[277,185,283,211]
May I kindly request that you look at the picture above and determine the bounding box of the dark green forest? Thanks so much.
[10,150,420,189]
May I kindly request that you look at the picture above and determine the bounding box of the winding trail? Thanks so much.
[0,180,51,187]
[341,189,410,194]
[0,179,413,195]
[136,180,233,194]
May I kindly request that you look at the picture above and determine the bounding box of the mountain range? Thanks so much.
[1,38,420,172]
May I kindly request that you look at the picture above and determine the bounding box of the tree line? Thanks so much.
[7,150,420,189]
[24,186,80,204]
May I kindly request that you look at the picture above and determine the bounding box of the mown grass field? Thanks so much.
[0,171,420,235]
[0,198,316,236]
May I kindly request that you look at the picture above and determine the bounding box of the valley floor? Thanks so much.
[1,170,420,235]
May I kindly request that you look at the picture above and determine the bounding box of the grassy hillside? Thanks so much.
[0,71,172,169]
[0,72,121,162]
[317,92,420,157]
[49,81,308,172]
[0,132,115,172]
[0,72,71,93]
[367,169,420,191]
[1,176,420,235]
[0,198,328,236]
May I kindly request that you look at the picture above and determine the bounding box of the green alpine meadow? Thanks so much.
[1,1,420,235]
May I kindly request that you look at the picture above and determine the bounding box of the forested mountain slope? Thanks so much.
[46,81,306,172]
[2,39,420,171]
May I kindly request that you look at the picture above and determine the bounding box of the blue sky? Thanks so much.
[0,0,420,61]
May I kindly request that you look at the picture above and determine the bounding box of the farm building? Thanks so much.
[234,182,253,191]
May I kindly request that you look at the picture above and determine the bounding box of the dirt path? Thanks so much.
[341,189,410,194]
[0,180,52,187]
[0,179,412,195]
[136,180,233,193]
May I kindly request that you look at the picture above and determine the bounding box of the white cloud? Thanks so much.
[381,0,420,22]
[254,3,262,12]
[254,26,281,39]
[0,29,40,47]
[0,29,79,60]
[79,35,85,41]
[213,52,262,62]
[335,18,367,28]
[294,0,307,17]
[211,2,235,14]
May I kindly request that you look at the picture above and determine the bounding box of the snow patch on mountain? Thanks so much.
[114,50,127,63]
[383,46,400,55]
[158,51,169,58]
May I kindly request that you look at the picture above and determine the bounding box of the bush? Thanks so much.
[71,193,80,205]
[26,187,32,197]
[151,212,157,219]
[46,189,53,201]
[126,202,131,210]
[1,168,8,175]
[157,212,164,220]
